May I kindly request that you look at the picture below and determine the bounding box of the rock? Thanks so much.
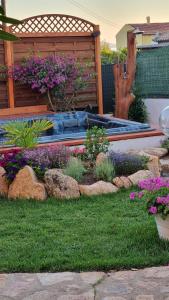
[138,151,161,177]
[45,169,80,199]
[147,155,161,177]
[8,166,47,201]
[0,167,8,196]
[142,148,168,158]
[113,177,132,189]
[96,152,107,166]
[113,177,124,188]
[160,157,169,175]
[128,170,154,186]
[79,181,118,196]
[120,176,132,189]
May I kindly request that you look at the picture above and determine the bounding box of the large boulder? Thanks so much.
[0,167,8,196]
[138,150,161,177]
[8,166,47,201]
[160,157,169,175]
[128,170,154,186]
[79,181,118,196]
[142,148,168,158]
[113,176,132,189]
[45,169,80,199]
[112,177,124,188]
[96,152,107,166]
[120,176,132,189]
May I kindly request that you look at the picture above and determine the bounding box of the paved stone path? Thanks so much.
[0,266,169,299]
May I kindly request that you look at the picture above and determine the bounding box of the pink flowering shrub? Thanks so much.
[71,147,86,160]
[130,177,169,219]
[10,55,90,112]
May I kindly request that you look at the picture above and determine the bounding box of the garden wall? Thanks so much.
[0,14,103,114]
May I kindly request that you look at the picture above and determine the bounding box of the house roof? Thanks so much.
[153,31,169,43]
[129,23,169,35]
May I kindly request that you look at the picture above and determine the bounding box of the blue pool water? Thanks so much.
[0,111,152,146]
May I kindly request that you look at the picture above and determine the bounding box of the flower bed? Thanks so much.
[0,123,163,201]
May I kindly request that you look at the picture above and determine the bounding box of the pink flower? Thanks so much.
[149,206,157,215]
[130,192,136,200]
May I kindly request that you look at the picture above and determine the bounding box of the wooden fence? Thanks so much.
[0,14,103,115]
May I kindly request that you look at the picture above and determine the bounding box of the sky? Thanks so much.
[4,0,169,43]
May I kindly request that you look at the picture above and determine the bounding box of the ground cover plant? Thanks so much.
[0,189,169,272]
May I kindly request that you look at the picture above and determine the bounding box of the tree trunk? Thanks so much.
[113,32,136,119]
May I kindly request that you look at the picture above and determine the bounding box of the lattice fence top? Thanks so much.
[10,14,95,34]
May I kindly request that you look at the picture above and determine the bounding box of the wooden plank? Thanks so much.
[0,105,48,116]
[15,32,93,38]
[94,25,103,114]
[4,27,14,109]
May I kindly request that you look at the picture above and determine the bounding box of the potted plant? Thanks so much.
[130,177,169,240]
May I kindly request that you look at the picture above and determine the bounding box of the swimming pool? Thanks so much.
[0,111,152,146]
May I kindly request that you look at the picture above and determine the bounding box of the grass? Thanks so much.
[0,189,169,273]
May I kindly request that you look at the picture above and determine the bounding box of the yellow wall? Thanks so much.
[116,24,154,49]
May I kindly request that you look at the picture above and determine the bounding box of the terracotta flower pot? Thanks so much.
[155,215,169,241]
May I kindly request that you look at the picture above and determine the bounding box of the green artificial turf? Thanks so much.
[0,189,169,272]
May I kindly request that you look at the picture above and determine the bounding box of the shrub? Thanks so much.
[128,88,148,123]
[2,120,53,148]
[64,157,86,182]
[85,126,109,161]
[95,159,115,182]
[10,55,91,112]
[108,151,148,176]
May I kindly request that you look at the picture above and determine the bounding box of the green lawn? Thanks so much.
[0,189,169,273]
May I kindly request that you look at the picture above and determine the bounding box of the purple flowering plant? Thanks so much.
[10,55,91,112]
[0,145,71,183]
[130,177,169,219]
[108,151,148,176]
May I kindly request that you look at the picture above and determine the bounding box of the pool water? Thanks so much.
[0,111,152,145]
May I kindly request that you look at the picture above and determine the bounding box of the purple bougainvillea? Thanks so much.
[10,55,91,112]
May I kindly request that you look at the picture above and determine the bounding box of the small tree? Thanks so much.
[11,55,91,112]
[0,5,21,41]
[101,41,127,65]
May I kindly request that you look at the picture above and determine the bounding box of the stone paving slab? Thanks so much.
[0,267,169,300]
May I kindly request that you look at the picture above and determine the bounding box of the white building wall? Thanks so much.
[144,98,169,129]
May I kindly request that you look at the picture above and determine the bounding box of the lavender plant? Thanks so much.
[23,146,71,170]
[108,151,148,176]
[11,55,90,112]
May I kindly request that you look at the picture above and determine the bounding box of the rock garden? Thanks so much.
[0,124,164,201]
